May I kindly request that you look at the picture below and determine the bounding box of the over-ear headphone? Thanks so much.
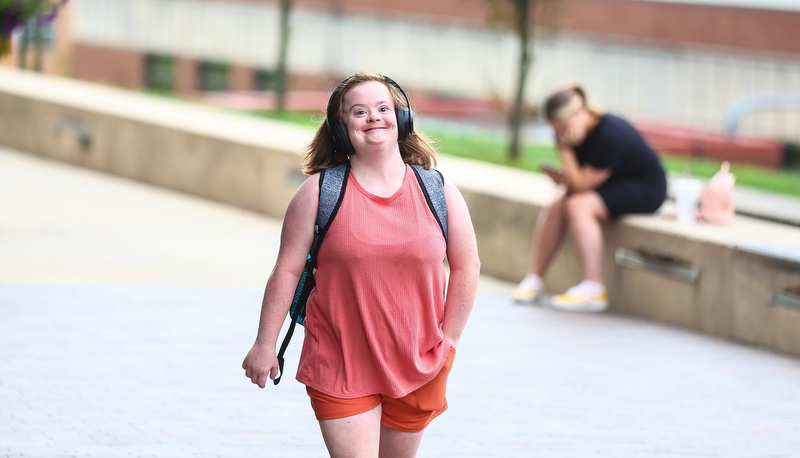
[326,75,414,156]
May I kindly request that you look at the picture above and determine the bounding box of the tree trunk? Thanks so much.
[17,18,34,70]
[276,0,291,113]
[34,16,45,72]
[509,0,534,161]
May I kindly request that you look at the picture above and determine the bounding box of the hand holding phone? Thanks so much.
[539,163,566,184]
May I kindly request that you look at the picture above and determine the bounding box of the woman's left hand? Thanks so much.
[557,123,587,148]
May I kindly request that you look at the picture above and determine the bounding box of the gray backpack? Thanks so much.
[274,162,448,384]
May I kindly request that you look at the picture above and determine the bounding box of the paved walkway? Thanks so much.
[2,147,800,457]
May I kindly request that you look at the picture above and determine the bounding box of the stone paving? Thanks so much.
[2,147,800,457]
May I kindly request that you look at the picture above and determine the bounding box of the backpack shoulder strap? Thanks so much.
[317,163,349,231]
[312,162,350,262]
[410,164,448,242]
[274,162,350,386]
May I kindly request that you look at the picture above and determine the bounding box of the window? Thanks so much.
[197,61,229,91]
[144,54,174,92]
[254,68,276,91]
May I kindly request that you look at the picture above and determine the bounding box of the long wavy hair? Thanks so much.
[302,72,438,175]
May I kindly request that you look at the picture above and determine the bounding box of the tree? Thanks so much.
[0,0,67,63]
[275,0,292,113]
[483,0,561,160]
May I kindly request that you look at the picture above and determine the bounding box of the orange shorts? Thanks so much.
[307,347,456,433]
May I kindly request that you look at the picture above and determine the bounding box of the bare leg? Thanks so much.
[379,424,425,458]
[564,192,609,283]
[529,187,570,277]
[318,406,382,458]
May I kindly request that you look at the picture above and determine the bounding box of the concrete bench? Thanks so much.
[2,68,799,358]
[445,155,800,356]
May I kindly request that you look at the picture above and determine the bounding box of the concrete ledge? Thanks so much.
[3,68,800,358]
[442,154,800,350]
[0,68,311,220]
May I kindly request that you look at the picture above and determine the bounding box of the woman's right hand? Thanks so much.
[544,167,567,185]
[242,343,279,388]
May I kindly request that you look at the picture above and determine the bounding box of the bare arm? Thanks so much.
[559,147,611,194]
[242,173,320,388]
[441,177,481,350]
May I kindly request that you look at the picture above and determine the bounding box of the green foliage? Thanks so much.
[247,110,800,198]
[0,0,65,34]
[661,154,800,197]
[250,110,322,129]
[432,127,560,170]
[1,0,67,60]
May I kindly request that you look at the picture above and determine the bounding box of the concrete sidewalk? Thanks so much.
[2,147,800,457]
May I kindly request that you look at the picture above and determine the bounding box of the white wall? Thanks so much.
[73,0,800,142]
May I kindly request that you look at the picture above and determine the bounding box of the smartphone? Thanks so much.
[539,163,566,184]
[539,163,563,175]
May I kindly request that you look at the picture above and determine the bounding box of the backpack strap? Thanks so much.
[410,164,448,242]
[274,162,350,385]
[313,163,350,266]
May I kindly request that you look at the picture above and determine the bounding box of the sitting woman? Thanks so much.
[513,85,667,312]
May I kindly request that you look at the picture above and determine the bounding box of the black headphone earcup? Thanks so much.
[329,120,355,156]
[396,107,413,141]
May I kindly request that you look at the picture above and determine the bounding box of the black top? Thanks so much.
[573,114,664,183]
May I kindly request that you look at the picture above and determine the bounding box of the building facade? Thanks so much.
[34,0,800,143]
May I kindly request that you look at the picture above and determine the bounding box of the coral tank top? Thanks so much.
[296,164,449,399]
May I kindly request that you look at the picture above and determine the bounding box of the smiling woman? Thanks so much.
[302,72,437,175]
[242,72,481,457]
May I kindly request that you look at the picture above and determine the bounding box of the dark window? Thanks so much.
[254,68,276,91]
[144,54,174,92]
[197,61,229,91]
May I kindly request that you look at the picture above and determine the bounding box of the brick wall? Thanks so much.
[560,0,800,57]
[72,43,144,90]
[73,42,338,96]
[260,0,800,57]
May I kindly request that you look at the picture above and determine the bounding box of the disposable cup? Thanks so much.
[674,178,703,224]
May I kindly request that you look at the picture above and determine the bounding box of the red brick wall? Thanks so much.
[73,42,335,94]
[560,0,800,57]
[72,43,144,90]
[243,0,800,56]
[174,56,197,96]
[194,0,490,24]
[229,64,253,92]
[289,73,332,91]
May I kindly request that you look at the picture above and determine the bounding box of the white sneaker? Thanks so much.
[549,282,608,312]
[512,275,543,303]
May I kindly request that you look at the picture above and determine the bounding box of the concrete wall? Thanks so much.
[0,69,310,220]
[2,68,800,358]
[732,248,800,355]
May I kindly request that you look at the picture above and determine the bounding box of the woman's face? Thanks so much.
[551,106,589,147]
[341,81,398,153]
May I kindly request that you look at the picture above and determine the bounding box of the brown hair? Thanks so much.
[302,72,438,175]
[543,84,604,122]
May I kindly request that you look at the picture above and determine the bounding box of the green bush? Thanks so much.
[249,110,800,198]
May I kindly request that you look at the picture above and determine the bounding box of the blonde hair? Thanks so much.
[543,84,604,122]
[302,72,438,175]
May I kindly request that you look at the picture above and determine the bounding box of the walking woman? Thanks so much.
[243,72,480,457]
